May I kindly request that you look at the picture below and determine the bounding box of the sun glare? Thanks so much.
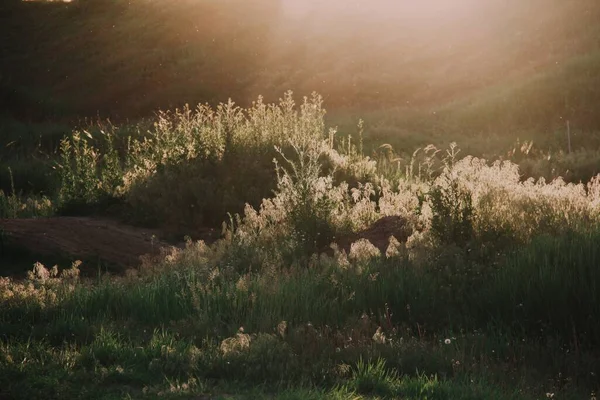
[283,0,485,21]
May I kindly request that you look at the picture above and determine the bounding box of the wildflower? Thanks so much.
[444,338,452,345]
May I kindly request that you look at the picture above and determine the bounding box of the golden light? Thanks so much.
[282,0,488,22]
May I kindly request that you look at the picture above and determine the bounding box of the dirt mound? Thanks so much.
[336,215,412,254]
[0,217,179,273]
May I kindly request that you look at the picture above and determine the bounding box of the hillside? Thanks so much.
[1,0,599,119]
[2,3,600,396]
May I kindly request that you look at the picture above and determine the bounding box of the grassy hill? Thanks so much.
[329,49,600,152]
[1,0,599,206]
[1,0,598,117]
[2,2,600,396]
[0,0,279,119]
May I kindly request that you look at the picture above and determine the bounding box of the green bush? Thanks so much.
[55,93,330,232]
[57,130,124,214]
[428,176,474,247]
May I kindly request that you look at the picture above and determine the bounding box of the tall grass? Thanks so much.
[13,100,600,347]
[1,223,599,397]
[4,93,600,398]
[0,168,55,219]
[56,92,379,232]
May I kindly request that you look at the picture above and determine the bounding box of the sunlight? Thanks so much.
[2,0,599,397]
[282,0,486,22]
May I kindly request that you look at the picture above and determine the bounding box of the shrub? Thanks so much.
[428,173,475,247]
[57,130,123,214]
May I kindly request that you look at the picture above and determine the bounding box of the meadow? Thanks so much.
[2,0,600,399]
[2,93,600,399]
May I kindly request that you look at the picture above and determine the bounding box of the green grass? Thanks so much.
[0,342,560,400]
[328,50,600,182]
[2,226,599,399]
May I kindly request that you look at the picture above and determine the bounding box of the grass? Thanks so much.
[2,94,600,397]
[1,230,599,399]
[0,341,553,400]
[0,167,55,219]
[327,49,600,184]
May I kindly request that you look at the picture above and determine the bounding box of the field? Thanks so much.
[1,0,600,399]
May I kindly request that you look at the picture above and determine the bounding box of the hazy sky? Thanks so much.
[281,0,482,20]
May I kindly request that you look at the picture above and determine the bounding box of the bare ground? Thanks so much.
[0,217,185,273]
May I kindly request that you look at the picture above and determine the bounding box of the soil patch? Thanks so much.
[0,217,193,276]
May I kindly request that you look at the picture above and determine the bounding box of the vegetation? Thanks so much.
[2,0,600,398]
[2,0,600,193]
[2,94,600,398]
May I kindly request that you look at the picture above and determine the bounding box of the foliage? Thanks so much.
[0,168,55,219]
[426,146,475,247]
[4,91,600,398]
[57,130,124,214]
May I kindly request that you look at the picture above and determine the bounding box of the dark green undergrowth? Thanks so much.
[2,224,600,399]
[4,228,600,345]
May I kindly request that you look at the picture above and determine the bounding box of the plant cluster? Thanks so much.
[3,94,600,399]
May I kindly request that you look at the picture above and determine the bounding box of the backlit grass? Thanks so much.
[2,94,600,398]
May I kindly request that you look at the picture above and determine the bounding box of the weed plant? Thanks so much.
[0,168,55,219]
